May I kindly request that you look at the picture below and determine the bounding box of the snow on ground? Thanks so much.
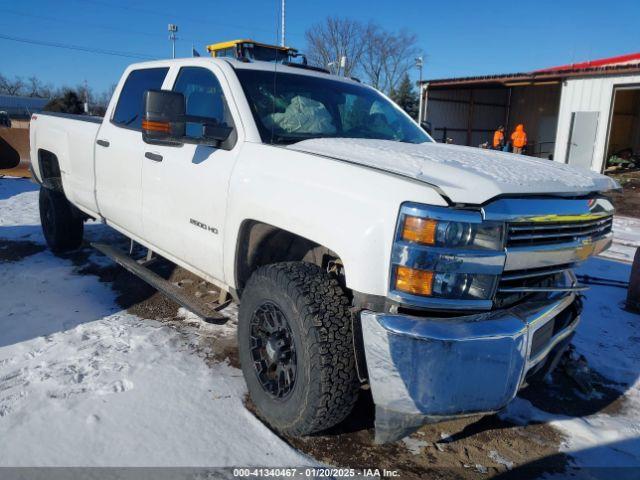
[0,178,312,467]
[602,216,640,263]
[0,177,41,236]
[1,176,640,471]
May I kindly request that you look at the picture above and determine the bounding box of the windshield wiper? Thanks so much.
[271,133,333,145]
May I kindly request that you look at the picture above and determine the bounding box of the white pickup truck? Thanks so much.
[30,57,618,443]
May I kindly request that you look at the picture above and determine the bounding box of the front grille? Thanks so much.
[493,263,573,309]
[506,215,613,247]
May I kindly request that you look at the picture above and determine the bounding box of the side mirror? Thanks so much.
[203,122,233,143]
[142,89,234,148]
[142,90,186,145]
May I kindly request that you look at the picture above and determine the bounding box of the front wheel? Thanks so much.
[39,186,84,254]
[238,262,360,436]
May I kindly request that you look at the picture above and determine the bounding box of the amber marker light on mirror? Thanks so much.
[402,216,437,245]
[142,119,171,133]
[395,266,434,296]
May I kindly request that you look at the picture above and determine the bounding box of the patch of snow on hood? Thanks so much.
[287,138,618,204]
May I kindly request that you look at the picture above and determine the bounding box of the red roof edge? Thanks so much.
[535,52,640,73]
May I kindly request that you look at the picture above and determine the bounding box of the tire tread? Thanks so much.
[241,261,359,435]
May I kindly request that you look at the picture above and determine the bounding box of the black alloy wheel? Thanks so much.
[249,302,297,400]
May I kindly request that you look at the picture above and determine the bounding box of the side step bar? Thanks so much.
[91,242,228,324]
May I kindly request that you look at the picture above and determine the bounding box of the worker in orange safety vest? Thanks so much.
[511,124,527,154]
[492,126,505,150]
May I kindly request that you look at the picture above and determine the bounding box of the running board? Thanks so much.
[91,242,228,324]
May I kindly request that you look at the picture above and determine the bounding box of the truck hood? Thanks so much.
[287,138,619,204]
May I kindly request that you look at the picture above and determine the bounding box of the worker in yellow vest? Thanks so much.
[511,124,528,154]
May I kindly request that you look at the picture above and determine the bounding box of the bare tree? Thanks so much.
[361,26,421,93]
[305,17,367,77]
[305,18,423,94]
[0,74,25,96]
[98,83,117,107]
[40,83,53,98]
[360,23,386,90]
[26,76,53,98]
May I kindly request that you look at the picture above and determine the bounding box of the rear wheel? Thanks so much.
[238,262,359,436]
[39,186,84,254]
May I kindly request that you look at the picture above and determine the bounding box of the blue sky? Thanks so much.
[0,0,638,94]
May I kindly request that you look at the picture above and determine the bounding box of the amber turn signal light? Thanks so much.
[142,119,171,133]
[395,266,433,296]
[402,216,437,245]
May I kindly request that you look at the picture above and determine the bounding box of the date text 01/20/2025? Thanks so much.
[232,468,401,477]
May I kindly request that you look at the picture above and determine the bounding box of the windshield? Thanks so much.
[235,69,432,145]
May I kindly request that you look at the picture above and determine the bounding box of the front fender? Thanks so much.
[223,143,448,297]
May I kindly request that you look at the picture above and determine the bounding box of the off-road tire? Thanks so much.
[238,261,360,436]
[39,186,84,254]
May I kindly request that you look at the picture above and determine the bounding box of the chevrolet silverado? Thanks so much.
[29,57,618,442]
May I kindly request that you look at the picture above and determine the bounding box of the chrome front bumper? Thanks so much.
[361,292,580,443]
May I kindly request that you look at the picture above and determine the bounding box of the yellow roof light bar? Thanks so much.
[206,39,296,55]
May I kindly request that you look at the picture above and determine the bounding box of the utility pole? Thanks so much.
[281,0,286,47]
[83,78,89,114]
[415,56,424,122]
[168,24,178,59]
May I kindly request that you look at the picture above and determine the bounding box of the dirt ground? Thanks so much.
[1,236,629,478]
[608,170,640,218]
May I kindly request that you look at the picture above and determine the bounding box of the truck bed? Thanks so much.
[37,111,103,124]
[30,111,103,215]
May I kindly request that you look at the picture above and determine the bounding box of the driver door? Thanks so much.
[141,65,241,280]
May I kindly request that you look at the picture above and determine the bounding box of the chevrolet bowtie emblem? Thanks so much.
[576,238,595,261]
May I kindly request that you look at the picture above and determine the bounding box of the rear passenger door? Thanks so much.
[141,65,241,281]
[95,66,169,238]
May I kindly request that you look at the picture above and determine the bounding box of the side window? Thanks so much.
[172,67,234,139]
[112,67,169,130]
[216,48,235,58]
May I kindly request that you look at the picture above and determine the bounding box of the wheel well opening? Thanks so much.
[235,221,346,297]
[38,149,61,181]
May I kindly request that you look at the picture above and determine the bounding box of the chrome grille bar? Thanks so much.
[498,284,588,293]
[509,223,612,241]
[500,264,574,282]
[507,216,611,232]
[507,215,613,247]
[496,264,584,302]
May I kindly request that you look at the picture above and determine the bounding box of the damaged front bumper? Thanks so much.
[361,292,581,443]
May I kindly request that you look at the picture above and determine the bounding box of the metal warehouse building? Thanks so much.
[0,94,48,119]
[418,52,640,173]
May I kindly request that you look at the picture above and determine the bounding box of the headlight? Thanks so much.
[394,266,498,301]
[390,203,506,309]
[402,215,503,250]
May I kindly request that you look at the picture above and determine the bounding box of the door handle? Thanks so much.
[145,152,163,162]
[96,139,110,147]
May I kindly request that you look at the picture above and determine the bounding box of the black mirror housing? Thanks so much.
[142,89,235,148]
[142,90,186,145]
[203,123,233,143]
